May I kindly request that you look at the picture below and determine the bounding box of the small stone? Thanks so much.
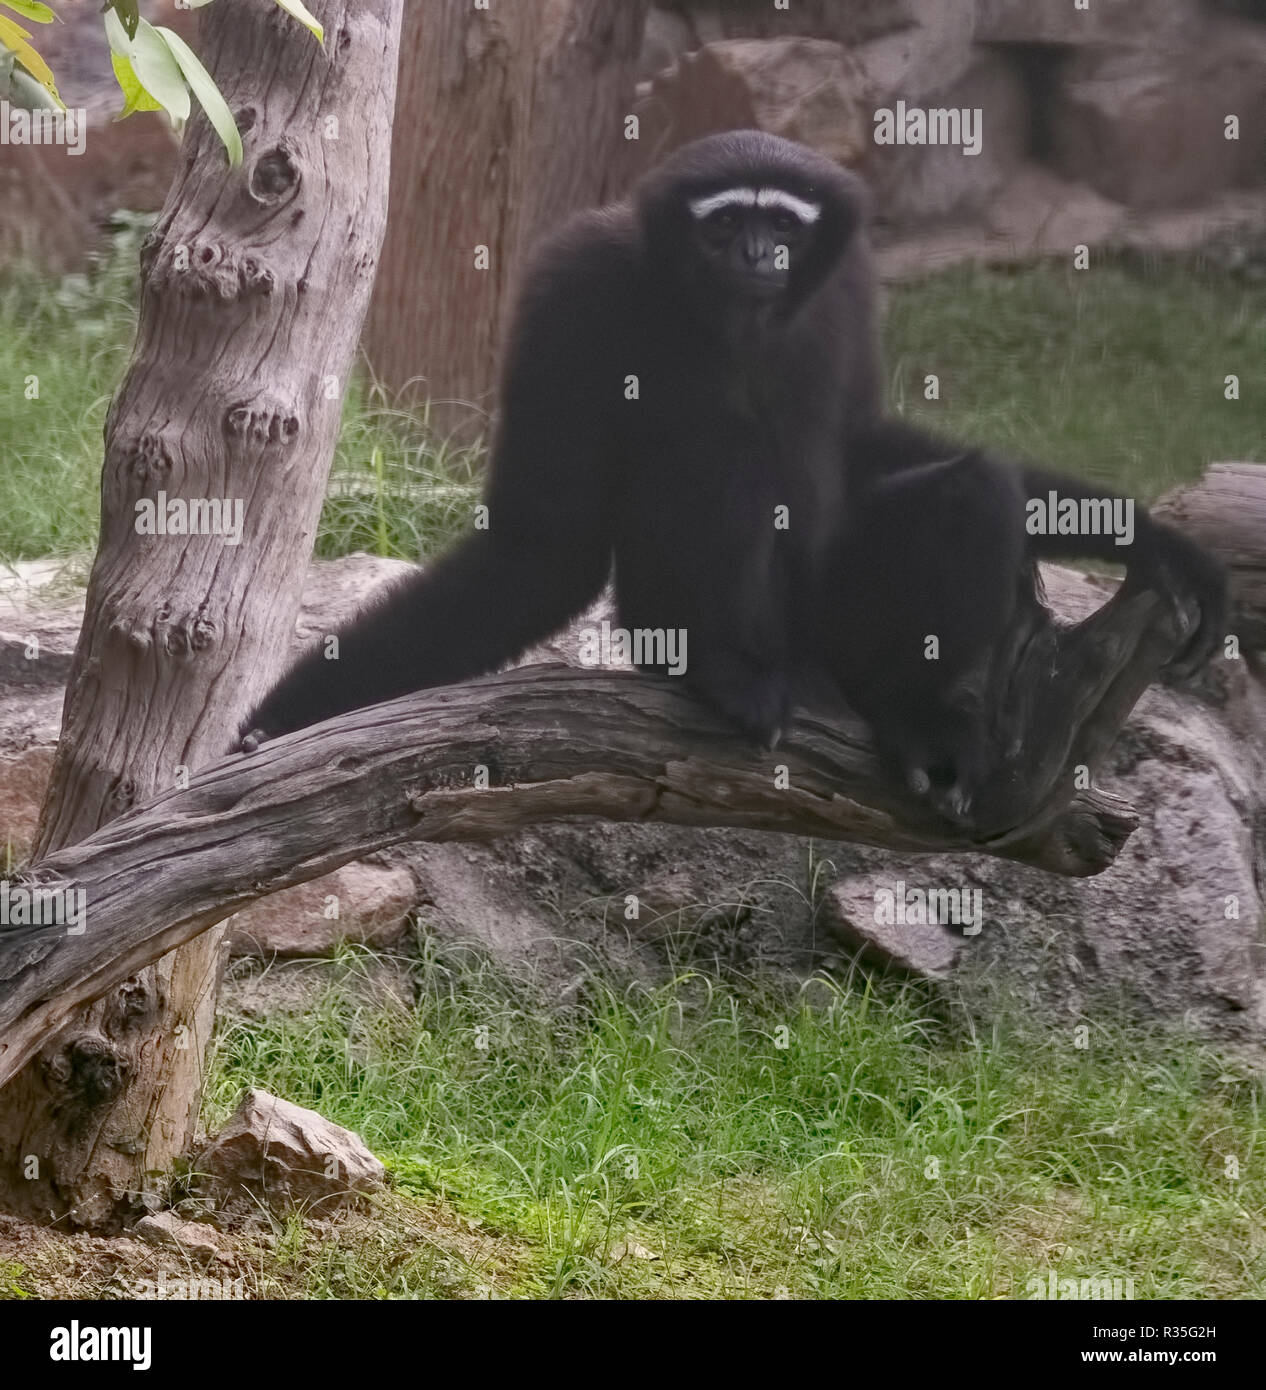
[608,1239,658,1263]
[133,1210,223,1262]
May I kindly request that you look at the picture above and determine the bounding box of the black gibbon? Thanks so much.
[821,418,1226,813]
[243,131,1227,820]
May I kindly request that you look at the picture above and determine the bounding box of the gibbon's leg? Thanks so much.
[612,438,803,748]
[846,423,1228,676]
[824,433,1026,811]
[825,419,1228,816]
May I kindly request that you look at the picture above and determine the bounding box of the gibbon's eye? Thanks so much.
[771,209,799,236]
[708,206,740,232]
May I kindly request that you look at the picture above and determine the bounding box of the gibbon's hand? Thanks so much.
[1133,520,1230,678]
[689,656,793,749]
[238,726,267,753]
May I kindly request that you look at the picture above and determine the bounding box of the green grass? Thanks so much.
[884,257,1266,499]
[2,231,1262,568]
[203,937,1265,1300]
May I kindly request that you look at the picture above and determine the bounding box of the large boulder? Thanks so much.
[0,563,85,857]
[862,49,1031,230]
[636,39,872,170]
[1048,28,1266,207]
[682,0,924,47]
[976,0,1201,44]
[229,860,416,958]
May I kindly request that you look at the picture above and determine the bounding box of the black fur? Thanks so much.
[245,131,878,745]
[243,131,1227,821]
[826,418,1227,812]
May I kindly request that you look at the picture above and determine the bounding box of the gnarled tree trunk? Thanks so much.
[0,0,403,1229]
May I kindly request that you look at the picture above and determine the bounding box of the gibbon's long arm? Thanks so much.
[1015,462,1229,673]
[240,221,622,749]
[848,418,1228,676]
[239,527,610,747]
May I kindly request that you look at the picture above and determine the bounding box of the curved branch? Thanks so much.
[0,574,1186,1087]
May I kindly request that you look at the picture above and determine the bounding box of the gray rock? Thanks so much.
[1049,25,1266,208]
[824,877,969,979]
[229,860,416,958]
[133,1210,224,1263]
[863,49,1031,229]
[634,39,872,173]
[977,0,1200,44]
[194,1088,385,1214]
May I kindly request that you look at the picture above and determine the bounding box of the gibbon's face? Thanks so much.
[687,184,821,300]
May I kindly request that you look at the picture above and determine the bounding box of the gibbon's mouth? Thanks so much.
[729,267,787,298]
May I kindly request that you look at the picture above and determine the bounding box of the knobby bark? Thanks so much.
[0,569,1195,1092]
[0,0,403,1227]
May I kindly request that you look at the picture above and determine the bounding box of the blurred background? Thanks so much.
[1,0,1263,569]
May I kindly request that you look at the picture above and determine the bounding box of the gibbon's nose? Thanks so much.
[740,232,772,269]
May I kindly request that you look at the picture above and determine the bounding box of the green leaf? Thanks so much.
[110,51,162,117]
[127,17,190,122]
[0,2,55,23]
[105,0,140,41]
[273,0,324,45]
[102,6,133,59]
[0,13,61,103]
[156,25,243,169]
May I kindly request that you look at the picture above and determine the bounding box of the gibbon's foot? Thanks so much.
[903,760,985,827]
[689,659,793,749]
[902,761,981,827]
[883,705,992,828]
[237,725,272,754]
[1139,523,1230,679]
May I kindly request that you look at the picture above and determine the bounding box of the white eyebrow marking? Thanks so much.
[688,187,757,219]
[755,188,821,222]
[688,186,822,223]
